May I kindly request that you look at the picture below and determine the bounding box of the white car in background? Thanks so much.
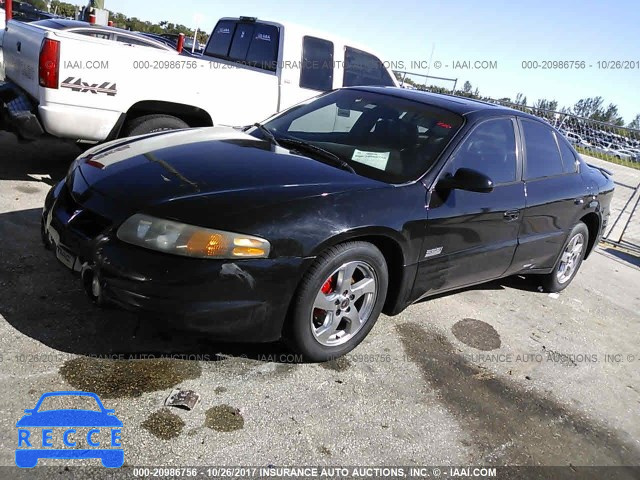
[562,130,591,147]
[616,148,640,162]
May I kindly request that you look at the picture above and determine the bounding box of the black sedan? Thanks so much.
[42,87,614,361]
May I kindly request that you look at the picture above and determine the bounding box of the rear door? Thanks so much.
[414,116,525,297]
[511,119,588,270]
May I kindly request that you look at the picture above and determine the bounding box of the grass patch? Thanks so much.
[576,146,640,171]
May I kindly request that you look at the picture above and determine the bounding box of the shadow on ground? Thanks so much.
[0,132,81,185]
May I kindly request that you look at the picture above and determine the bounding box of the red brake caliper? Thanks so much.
[321,275,334,295]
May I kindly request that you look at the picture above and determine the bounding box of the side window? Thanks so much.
[300,36,334,91]
[204,20,279,72]
[343,47,394,87]
[556,134,579,173]
[522,120,565,179]
[449,118,517,185]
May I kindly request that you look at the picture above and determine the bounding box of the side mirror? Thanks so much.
[437,168,494,193]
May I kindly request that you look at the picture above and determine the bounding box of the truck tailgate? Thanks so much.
[3,20,47,99]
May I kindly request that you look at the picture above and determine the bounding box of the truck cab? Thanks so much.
[0,15,398,143]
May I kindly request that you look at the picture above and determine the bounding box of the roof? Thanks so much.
[350,86,533,117]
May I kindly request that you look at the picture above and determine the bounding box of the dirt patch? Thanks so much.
[141,408,185,440]
[60,357,202,398]
[320,357,352,372]
[452,318,501,351]
[205,405,244,432]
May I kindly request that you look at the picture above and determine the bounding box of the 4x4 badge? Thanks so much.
[61,77,117,96]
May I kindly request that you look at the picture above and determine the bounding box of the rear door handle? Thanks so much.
[503,210,520,221]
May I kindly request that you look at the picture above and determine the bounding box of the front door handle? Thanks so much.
[503,210,520,222]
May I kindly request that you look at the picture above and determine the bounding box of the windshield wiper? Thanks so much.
[252,122,281,147]
[278,137,356,174]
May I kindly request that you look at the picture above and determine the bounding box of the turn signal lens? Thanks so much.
[187,232,227,256]
[117,214,270,259]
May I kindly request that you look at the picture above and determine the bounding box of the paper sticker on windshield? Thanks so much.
[351,150,390,170]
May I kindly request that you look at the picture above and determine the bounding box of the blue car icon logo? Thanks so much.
[16,391,123,468]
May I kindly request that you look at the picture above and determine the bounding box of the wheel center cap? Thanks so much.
[340,298,350,309]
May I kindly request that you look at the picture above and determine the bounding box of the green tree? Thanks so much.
[628,114,640,130]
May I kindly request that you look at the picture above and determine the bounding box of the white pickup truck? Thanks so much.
[0,16,397,142]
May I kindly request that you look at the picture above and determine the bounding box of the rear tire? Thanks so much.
[540,222,589,293]
[123,114,189,137]
[286,242,388,362]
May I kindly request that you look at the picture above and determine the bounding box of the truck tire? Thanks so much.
[123,114,189,137]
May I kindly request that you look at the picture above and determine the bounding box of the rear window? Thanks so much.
[343,47,394,87]
[204,20,280,72]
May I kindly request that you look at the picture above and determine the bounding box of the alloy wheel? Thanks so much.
[556,233,585,284]
[310,261,378,346]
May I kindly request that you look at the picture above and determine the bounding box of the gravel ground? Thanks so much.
[0,132,639,474]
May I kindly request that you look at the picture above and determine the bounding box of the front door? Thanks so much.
[413,117,525,298]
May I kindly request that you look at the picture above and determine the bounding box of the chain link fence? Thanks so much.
[394,75,640,254]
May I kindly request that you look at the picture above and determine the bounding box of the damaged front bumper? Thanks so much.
[41,178,308,342]
[0,81,44,139]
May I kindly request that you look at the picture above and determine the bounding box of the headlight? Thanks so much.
[117,214,271,259]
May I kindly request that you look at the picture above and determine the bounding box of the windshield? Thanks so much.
[261,89,464,184]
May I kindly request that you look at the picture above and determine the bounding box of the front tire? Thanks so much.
[123,114,189,137]
[540,222,589,293]
[287,242,388,362]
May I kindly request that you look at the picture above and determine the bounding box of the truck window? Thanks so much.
[206,20,236,57]
[343,47,394,87]
[300,36,334,92]
[246,24,280,71]
[205,20,280,72]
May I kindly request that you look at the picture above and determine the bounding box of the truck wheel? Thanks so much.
[123,114,189,137]
[285,242,388,362]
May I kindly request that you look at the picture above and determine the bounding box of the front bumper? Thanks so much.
[42,179,309,342]
[0,81,44,139]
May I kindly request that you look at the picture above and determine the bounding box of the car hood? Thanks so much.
[75,127,383,216]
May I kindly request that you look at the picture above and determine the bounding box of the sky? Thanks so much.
[104,0,640,123]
